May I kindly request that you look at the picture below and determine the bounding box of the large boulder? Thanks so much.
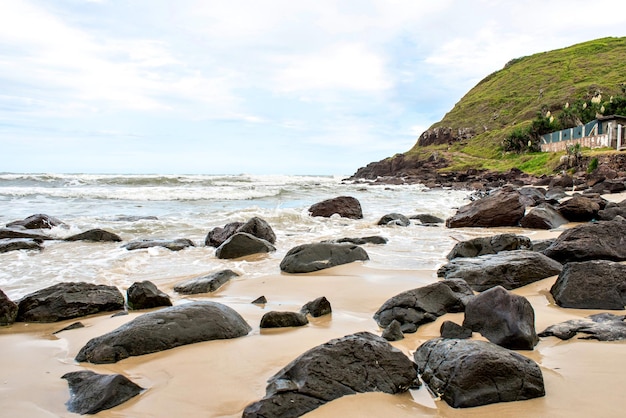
[463,286,539,350]
[65,229,122,242]
[126,281,172,310]
[205,221,243,247]
[204,217,276,248]
[0,289,18,325]
[539,313,626,341]
[75,301,251,364]
[518,186,547,207]
[597,202,626,221]
[242,332,418,418]
[17,282,124,322]
[414,338,545,408]
[279,243,369,274]
[438,250,563,292]
[215,232,276,259]
[446,233,532,260]
[6,213,64,229]
[173,270,239,294]
[122,238,194,251]
[556,194,600,222]
[0,238,43,253]
[542,218,626,263]
[373,280,474,333]
[62,370,143,415]
[308,196,363,219]
[446,188,525,228]
[550,260,626,309]
[520,203,569,229]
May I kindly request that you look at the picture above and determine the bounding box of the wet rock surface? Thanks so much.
[280,242,369,273]
[539,313,626,341]
[62,370,143,414]
[173,270,239,294]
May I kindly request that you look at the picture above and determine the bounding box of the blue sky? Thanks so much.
[2,0,626,175]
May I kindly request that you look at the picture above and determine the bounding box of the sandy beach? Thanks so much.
[2,222,626,418]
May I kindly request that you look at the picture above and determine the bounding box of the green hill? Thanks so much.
[402,37,626,175]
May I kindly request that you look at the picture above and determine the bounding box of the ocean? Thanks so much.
[0,173,473,301]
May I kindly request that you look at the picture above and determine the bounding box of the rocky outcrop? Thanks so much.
[6,214,64,229]
[377,213,410,226]
[0,289,18,325]
[308,196,363,219]
[260,311,309,328]
[417,126,476,147]
[17,282,124,322]
[550,260,626,309]
[373,280,474,333]
[438,250,563,292]
[542,218,626,263]
[65,229,122,242]
[0,238,43,253]
[446,233,532,260]
[446,187,525,228]
[463,286,539,350]
[279,243,369,274]
[122,238,194,251]
[414,338,545,408]
[173,270,239,294]
[242,332,419,418]
[75,301,251,364]
[126,281,172,310]
[62,370,143,414]
[539,313,626,341]
[215,232,276,259]
[300,296,332,317]
[520,203,569,229]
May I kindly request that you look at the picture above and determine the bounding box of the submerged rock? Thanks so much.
[6,213,64,229]
[377,213,410,226]
[242,332,418,417]
[539,313,626,341]
[17,282,124,323]
[65,229,122,242]
[322,236,388,245]
[62,370,143,414]
[122,238,194,251]
[173,270,239,294]
[0,238,43,253]
[414,338,545,408]
[280,242,369,273]
[75,301,251,363]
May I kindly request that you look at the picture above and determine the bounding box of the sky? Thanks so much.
[2,1,626,175]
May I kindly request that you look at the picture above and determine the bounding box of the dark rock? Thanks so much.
[549,174,574,189]
[597,204,626,221]
[251,296,267,305]
[414,338,545,408]
[544,186,567,201]
[308,196,363,219]
[53,321,85,334]
[260,311,309,328]
[377,213,410,226]
[550,260,626,309]
[173,270,239,294]
[446,233,532,260]
[0,289,18,325]
[301,296,332,317]
[381,319,404,341]
[62,370,143,414]
[531,239,555,252]
[0,228,53,240]
[539,313,626,341]
[279,243,369,274]
[438,250,563,292]
[65,229,122,242]
[542,218,626,263]
[463,286,538,349]
[122,238,194,251]
[242,332,418,418]
[373,280,474,333]
[236,217,277,244]
[126,281,172,310]
[586,179,626,194]
[518,187,547,207]
[520,203,569,229]
[6,214,64,229]
[17,282,124,323]
[440,321,472,339]
[215,232,276,259]
[409,214,444,224]
[75,301,251,364]
[323,236,387,245]
[446,188,525,228]
[0,238,43,253]
[557,194,600,222]
[110,215,158,222]
[205,221,243,247]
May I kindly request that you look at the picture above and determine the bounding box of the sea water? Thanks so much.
[0,173,475,301]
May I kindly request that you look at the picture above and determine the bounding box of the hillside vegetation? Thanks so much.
[403,37,626,175]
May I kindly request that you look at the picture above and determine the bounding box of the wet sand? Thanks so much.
[2,202,626,417]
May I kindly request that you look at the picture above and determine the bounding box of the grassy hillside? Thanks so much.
[404,37,626,175]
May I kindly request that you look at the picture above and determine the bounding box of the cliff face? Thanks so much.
[416,127,476,147]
